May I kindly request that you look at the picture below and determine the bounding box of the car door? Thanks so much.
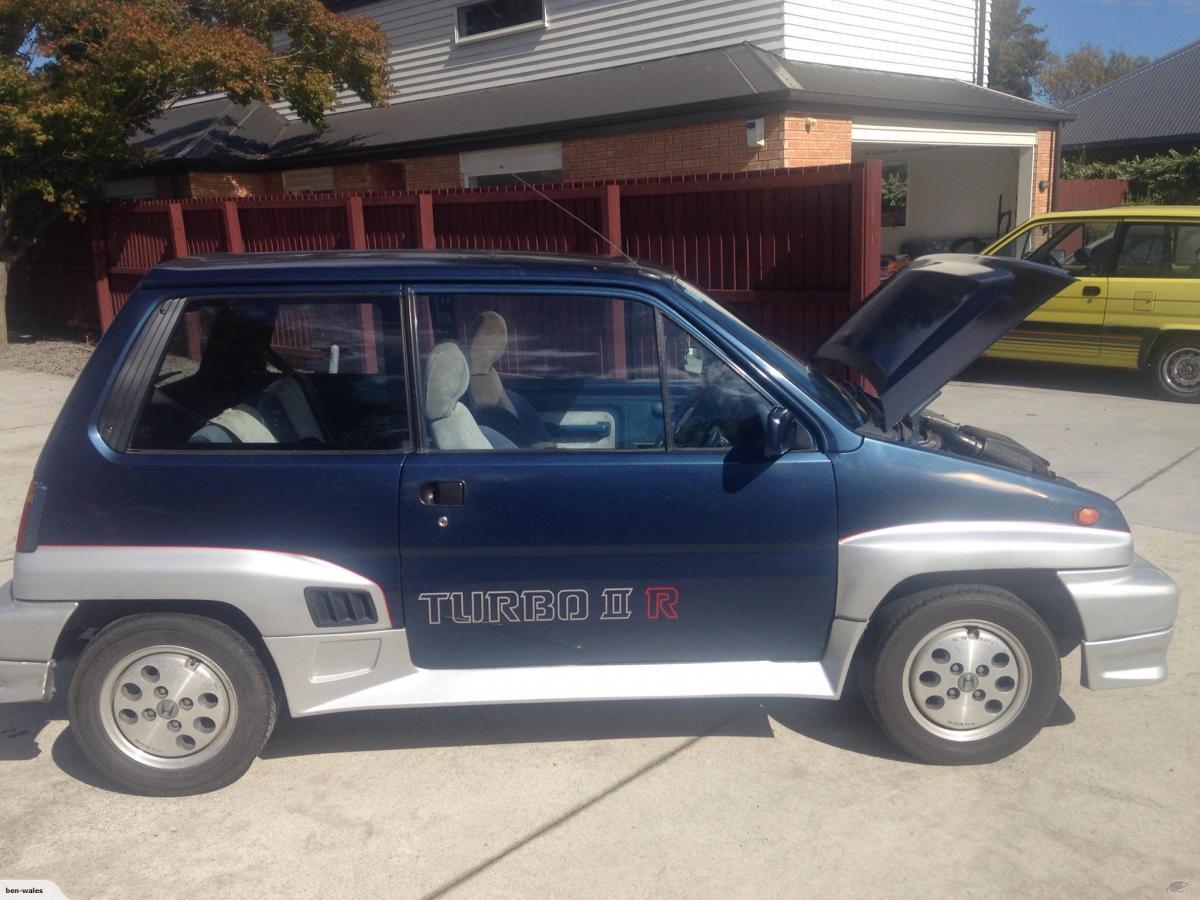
[989,219,1112,360]
[1103,222,1200,367]
[398,286,838,669]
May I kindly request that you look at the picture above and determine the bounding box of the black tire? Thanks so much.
[1150,335,1200,403]
[68,613,277,795]
[858,586,1060,765]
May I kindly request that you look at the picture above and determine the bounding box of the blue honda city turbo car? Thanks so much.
[1,251,1179,795]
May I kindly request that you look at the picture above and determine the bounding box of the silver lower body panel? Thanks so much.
[266,618,868,717]
[1058,555,1178,690]
[0,659,56,703]
[1081,627,1174,690]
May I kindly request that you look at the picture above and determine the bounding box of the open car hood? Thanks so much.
[813,255,1073,429]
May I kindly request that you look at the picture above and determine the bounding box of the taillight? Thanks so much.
[16,481,46,553]
[1074,506,1102,527]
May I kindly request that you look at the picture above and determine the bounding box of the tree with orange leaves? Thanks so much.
[0,0,390,345]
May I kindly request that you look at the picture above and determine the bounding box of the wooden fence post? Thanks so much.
[417,194,436,249]
[849,160,882,308]
[167,201,188,259]
[346,195,367,249]
[89,211,115,332]
[599,184,622,256]
[222,200,244,253]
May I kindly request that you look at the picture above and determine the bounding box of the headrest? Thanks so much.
[425,342,471,420]
[468,311,508,374]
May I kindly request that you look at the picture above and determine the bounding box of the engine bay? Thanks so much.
[907,411,1056,480]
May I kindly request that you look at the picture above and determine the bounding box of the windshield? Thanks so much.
[673,279,869,428]
[992,220,1118,277]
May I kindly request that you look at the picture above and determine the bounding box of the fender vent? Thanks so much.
[304,588,378,628]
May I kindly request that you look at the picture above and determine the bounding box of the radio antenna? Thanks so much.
[495,163,639,267]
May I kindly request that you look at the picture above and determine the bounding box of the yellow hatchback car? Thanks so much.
[984,207,1200,402]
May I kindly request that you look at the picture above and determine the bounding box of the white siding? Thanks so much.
[783,0,988,82]
[284,0,785,118]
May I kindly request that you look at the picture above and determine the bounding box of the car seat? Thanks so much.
[467,311,551,447]
[190,377,324,444]
[425,342,515,450]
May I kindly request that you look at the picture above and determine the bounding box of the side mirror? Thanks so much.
[764,406,807,458]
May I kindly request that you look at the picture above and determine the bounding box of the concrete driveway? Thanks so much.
[0,359,1196,899]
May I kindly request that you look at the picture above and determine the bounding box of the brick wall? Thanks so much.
[404,154,461,190]
[184,161,405,197]
[780,114,853,167]
[1034,128,1056,215]
[560,114,852,181]
[177,114,857,196]
[185,171,275,198]
[331,161,405,193]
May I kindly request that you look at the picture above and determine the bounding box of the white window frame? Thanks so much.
[459,142,562,188]
[452,0,548,46]
[282,166,335,194]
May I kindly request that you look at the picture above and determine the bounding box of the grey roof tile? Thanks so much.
[1062,40,1200,149]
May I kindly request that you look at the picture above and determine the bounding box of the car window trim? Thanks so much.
[119,291,414,457]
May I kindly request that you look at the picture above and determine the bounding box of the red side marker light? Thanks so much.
[1074,507,1102,527]
[15,481,37,552]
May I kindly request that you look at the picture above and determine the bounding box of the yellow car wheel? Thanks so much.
[1151,336,1200,403]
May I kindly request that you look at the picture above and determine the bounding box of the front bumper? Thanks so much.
[1058,556,1179,690]
[0,581,77,704]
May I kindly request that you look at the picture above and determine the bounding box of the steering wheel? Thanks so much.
[671,385,738,448]
[266,348,333,442]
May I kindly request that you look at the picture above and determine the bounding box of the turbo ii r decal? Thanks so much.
[421,587,681,625]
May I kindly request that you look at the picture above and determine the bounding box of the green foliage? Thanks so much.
[1061,149,1200,205]
[0,0,390,256]
[988,0,1049,100]
[881,168,907,209]
[1036,43,1149,107]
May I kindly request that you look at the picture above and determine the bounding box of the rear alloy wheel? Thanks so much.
[1151,337,1200,402]
[859,586,1060,764]
[69,614,276,795]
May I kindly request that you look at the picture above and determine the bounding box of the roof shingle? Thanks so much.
[1061,40,1200,150]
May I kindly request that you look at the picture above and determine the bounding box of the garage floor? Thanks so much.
[0,359,1196,899]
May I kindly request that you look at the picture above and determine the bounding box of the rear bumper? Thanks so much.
[0,659,56,703]
[1058,555,1179,690]
[0,580,77,704]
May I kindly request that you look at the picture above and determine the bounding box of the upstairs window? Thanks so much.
[455,0,545,42]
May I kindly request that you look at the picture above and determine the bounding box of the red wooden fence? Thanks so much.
[36,162,882,360]
[1053,178,1128,211]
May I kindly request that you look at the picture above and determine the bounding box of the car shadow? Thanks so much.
[39,685,1077,793]
[258,697,776,759]
[956,358,1157,401]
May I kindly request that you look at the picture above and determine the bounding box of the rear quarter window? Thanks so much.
[126,295,410,451]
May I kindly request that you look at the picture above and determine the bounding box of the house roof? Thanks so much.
[1061,40,1200,150]
[135,43,1068,168]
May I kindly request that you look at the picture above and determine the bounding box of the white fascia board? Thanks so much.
[852,118,1039,147]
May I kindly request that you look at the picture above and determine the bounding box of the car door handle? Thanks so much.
[1081,285,1102,297]
[419,481,466,507]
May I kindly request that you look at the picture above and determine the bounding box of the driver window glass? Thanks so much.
[1024,220,1117,275]
[129,296,409,451]
[412,293,663,451]
[660,317,773,450]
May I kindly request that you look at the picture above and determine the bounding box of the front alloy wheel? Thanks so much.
[859,586,1060,764]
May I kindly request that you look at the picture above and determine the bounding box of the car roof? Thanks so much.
[1023,206,1200,222]
[142,250,677,289]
